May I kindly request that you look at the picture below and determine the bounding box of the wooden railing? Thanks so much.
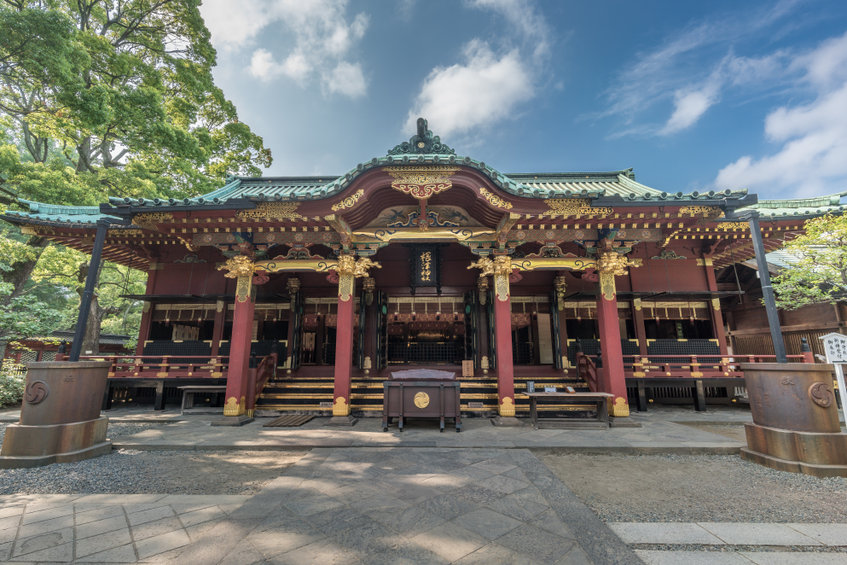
[624,353,807,379]
[574,351,599,392]
[247,353,278,413]
[79,354,229,379]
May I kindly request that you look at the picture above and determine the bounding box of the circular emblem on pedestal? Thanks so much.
[414,392,430,409]
[25,380,49,405]
[808,382,834,408]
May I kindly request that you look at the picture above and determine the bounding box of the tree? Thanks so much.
[772,213,847,310]
[0,229,69,359]
[0,1,271,352]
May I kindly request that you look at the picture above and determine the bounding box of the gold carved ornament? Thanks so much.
[218,255,256,303]
[331,189,364,211]
[468,256,513,302]
[610,397,629,417]
[333,396,349,416]
[716,222,749,231]
[223,396,246,416]
[597,252,643,301]
[542,199,613,218]
[133,212,174,229]
[332,255,382,302]
[500,396,515,417]
[678,206,724,219]
[236,202,305,222]
[479,187,513,210]
[384,166,458,199]
[554,275,567,309]
[414,392,431,409]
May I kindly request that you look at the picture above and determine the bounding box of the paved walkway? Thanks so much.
[1,405,846,563]
[108,406,751,453]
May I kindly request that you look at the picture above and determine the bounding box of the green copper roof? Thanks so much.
[743,191,847,218]
[3,200,119,225]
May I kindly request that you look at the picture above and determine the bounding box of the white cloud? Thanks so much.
[324,61,367,98]
[248,49,310,83]
[715,33,847,197]
[466,0,551,60]
[659,86,719,135]
[404,0,549,139]
[405,40,533,137]
[200,0,369,97]
[602,0,801,135]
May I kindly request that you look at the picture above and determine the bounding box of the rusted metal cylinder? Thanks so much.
[740,362,838,433]
[19,361,110,426]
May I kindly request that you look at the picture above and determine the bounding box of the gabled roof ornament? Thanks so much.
[388,117,456,156]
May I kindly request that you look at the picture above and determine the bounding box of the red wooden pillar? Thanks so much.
[632,297,649,356]
[219,257,255,420]
[331,255,380,417]
[492,257,516,417]
[596,252,639,417]
[702,257,729,355]
[333,272,355,417]
[134,264,160,355]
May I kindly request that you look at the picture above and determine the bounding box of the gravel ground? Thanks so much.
[540,452,847,523]
[1,422,308,495]
[0,448,308,495]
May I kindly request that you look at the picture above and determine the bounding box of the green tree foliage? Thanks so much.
[0,1,271,351]
[0,229,69,356]
[772,213,847,310]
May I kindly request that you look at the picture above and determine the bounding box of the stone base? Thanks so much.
[490,416,528,427]
[0,417,111,469]
[742,423,847,478]
[211,415,254,427]
[325,415,358,427]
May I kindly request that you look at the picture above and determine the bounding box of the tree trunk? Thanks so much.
[0,339,8,366]
[80,294,102,355]
[1,236,48,304]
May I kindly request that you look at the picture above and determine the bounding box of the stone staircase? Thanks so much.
[255,370,593,417]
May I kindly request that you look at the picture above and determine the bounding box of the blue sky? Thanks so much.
[199,0,847,199]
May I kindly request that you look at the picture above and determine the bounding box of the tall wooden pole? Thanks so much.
[70,219,109,361]
[744,212,787,363]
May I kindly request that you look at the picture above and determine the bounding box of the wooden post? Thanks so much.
[596,251,639,417]
[702,256,729,355]
[333,271,355,417]
[492,257,516,417]
[216,256,256,423]
[210,300,226,357]
[70,219,110,361]
[331,255,380,420]
[476,277,491,373]
[632,297,649,356]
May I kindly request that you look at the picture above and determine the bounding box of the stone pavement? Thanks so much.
[1,405,846,563]
[102,405,751,453]
[612,522,847,564]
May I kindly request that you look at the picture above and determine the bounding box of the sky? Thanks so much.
[198,0,847,200]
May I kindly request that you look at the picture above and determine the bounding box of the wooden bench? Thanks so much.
[522,392,614,429]
[178,385,227,415]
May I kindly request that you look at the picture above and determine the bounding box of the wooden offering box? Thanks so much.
[382,370,462,432]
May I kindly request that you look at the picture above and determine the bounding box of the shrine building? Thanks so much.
[5,119,846,421]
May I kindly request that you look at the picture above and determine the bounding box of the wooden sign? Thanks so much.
[821,332,847,430]
[462,360,474,377]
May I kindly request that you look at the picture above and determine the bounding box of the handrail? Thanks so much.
[79,354,230,378]
[575,351,599,392]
